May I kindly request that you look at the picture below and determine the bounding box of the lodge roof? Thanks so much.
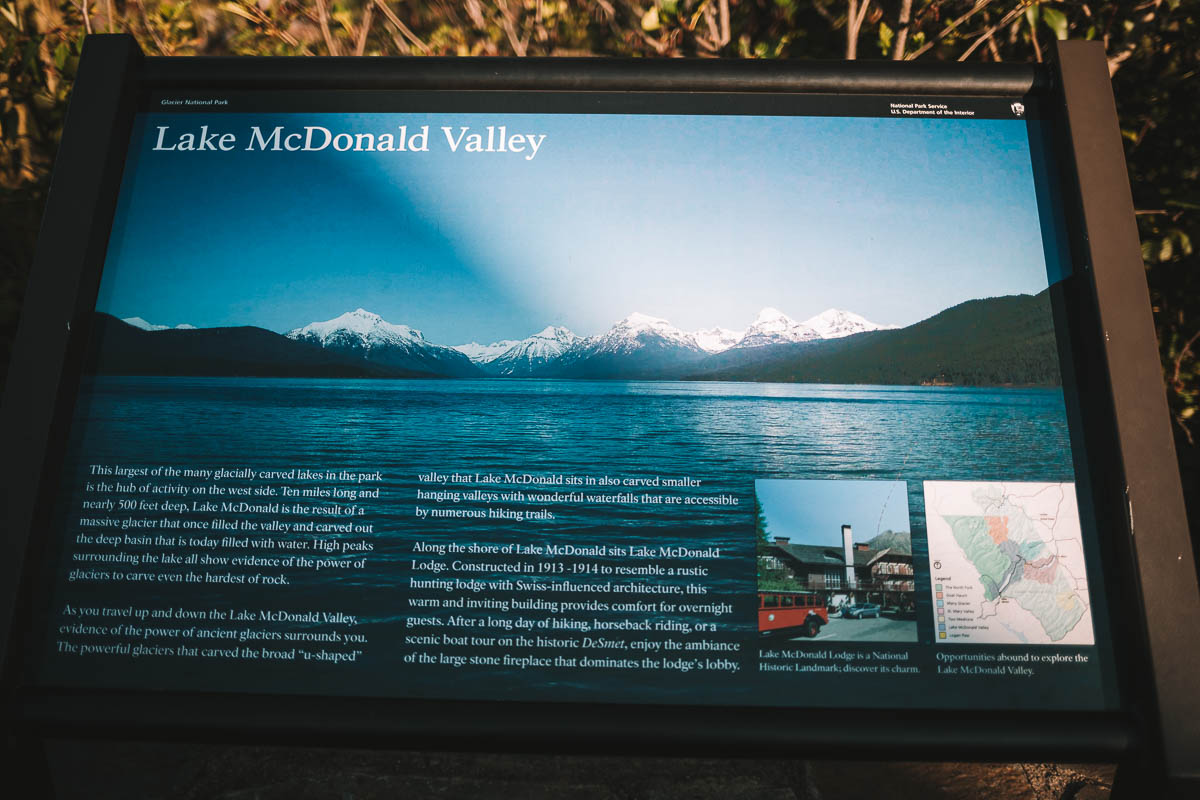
[770,542,911,568]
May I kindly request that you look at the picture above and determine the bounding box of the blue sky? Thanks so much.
[96,112,1052,344]
[756,479,910,547]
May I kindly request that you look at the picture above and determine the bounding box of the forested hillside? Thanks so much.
[693,292,1061,386]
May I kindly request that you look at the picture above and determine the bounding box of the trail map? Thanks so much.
[925,481,1094,645]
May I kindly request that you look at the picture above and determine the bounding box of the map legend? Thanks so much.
[936,584,946,639]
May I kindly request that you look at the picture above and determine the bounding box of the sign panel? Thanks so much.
[23,86,1123,713]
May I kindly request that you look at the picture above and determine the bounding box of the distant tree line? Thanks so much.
[2,1,1197,444]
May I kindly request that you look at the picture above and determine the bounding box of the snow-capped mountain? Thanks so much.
[735,307,821,349]
[586,313,703,355]
[802,308,896,339]
[286,308,479,377]
[691,326,745,354]
[122,317,196,331]
[287,308,423,347]
[487,326,581,376]
[731,307,892,349]
[550,313,708,378]
[453,339,522,363]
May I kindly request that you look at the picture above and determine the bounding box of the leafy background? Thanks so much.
[1,5,1195,796]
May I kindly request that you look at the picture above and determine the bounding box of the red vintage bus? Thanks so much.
[758,591,829,638]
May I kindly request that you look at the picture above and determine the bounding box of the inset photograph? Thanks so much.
[756,479,916,643]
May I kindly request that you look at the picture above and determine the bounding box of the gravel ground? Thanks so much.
[40,741,1116,800]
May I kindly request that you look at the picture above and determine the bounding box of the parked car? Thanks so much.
[842,603,882,619]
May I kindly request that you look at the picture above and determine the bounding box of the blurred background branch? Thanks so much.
[0,0,1196,452]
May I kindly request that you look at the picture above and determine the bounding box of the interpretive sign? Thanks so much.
[2,35,1197,795]
[40,96,1119,709]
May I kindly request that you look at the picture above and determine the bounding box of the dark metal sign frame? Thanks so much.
[1,34,1195,796]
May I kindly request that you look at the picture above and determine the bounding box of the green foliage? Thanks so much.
[877,20,892,56]
[755,495,800,589]
[758,575,809,591]
[1041,7,1068,40]
[1108,0,1200,444]
[755,495,770,545]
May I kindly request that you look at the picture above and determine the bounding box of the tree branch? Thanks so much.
[958,3,1031,63]
[134,0,169,55]
[846,0,871,60]
[354,2,375,56]
[465,0,487,28]
[987,33,1001,61]
[1173,330,1200,392]
[1108,0,1164,77]
[892,0,912,60]
[373,0,431,55]
[906,0,999,60]
[703,2,720,45]
[1028,8,1042,63]
[221,2,303,49]
[315,0,341,55]
[495,0,528,56]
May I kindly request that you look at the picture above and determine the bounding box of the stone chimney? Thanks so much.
[774,536,790,545]
[842,524,857,589]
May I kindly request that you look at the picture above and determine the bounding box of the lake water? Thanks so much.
[65,376,1075,508]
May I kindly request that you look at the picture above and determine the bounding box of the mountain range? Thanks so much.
[122,316,196,331]
[286,309,478,377]
[451,306,894,367]
[88,292,1062,386]
[86,313,437,378]
[864,530,912,556]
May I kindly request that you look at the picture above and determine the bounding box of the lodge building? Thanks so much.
[762,524,915,610]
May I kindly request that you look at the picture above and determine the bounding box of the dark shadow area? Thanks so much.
[41,740,1116,800]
